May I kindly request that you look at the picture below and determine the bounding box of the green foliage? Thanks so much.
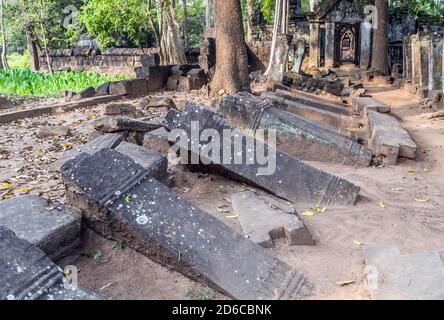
[390,0,444,24]
[0,69,127,97]
[261,0,275,22]
[7,52,31,69]
[176,0,206,48]
[76,0,151,49]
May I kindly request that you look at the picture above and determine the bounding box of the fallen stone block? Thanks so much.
[0,226,98,300]
[143,127,171,155]
[364,245,444,300]
[53,133,123,171]
[135,66,171,92]
[94,116,161,133]
[167,74,181,90]
[145,97,177,110]
[231,191,315,247]
[178,75,206,92]
[164,102,361,205]
[171,64,200,76]
[353,97,391,117]
[63,149,311,300]
[96,82,110,96]
[73,87,96,100]
[264,93,360,129]
[349,88,367,98]
[367,111,417,164]
[37,126,71,139]
[130,79,148,97]
[109,80,132,96]
[0,195,81,260]
[115,141,167,180]
[104,103,138,116]
[219,93,371,166]
[140,53,160,67]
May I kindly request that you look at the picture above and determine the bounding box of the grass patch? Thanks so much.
[0,68,129,98]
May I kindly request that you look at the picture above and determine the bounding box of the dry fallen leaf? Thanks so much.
[302,211,315,217]
[0,183,13,190]
[336,280,355,287]
[414,198,430,203]
[407,166,416,173]
[225,215,239,219]
[353,240,363,246]
[15,187,33,193]
[379,201,386,209]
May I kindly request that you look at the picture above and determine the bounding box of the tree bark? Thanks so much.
[205,0,213,29]
[0,0,9,69]
[38,0,52,73]
[25,22,40,71]
[212,0,250,94]
[181,0,189,50]
[371,0,389,75]
[246,0,254,43]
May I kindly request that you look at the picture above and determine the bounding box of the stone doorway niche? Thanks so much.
[335,23,360,65]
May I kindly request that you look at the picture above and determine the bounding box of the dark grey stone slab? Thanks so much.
[231,191,315,247]
[0,196,81,260]
[109,80,132,96]
[94,116,161,133]
[218,93,372,167]
[96,82,110,96]
[115,141,167,180]
[63,149,311,300]
[363,245,444,300]
[52,133,123,171]
[0,226,98,300]
[164,102,361,205]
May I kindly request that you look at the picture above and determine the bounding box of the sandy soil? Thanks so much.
[0,84,443,300]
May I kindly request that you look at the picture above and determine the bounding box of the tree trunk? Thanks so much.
[212,0,250,94]
[371,0,389,75]
[205,0,213,29]
[38,0,52,73]
[181,0,190,50]
[246,0,254,43]
[0,0,9,69]
[25,23,40,71]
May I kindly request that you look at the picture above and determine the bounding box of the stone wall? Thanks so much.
[39,47,199,77]
[402,32,443,108]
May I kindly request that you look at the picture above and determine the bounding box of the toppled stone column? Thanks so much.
[63,149,312,300]
[0,226,98,300]
[263,92,360,129]
[164,101,361,205]
[291,39,306,74]
[219,93,371,167]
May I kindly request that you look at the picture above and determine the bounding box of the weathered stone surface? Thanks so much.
[109,80,132,96]
[0,226,98,300]
[264,93,360,129]
[63,149,311,300]
[55,133,123,170]
[146,97,177,110]
[363,245,444,300]
[219,93,371,166]
[273,89,351,115]
[140,53,160,67]
[74,87,96,100]
[96,82,110,96]
[143,127,171,155]
[135,66,171,92]
[115,141,167,180]
[130,79,148,96]
[167,74,181,90]
[353,97,391,116]
[37,126,71,139]
[178,72,206,92]
[0,195,81,260]
[171,64,200,76]
[94,116,161,133]
[164,102,361,205]
[367,111,417,164]
[104,103,138,116]
[231,191,315,247]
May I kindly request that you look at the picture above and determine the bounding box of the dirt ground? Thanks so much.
[0,83,443,300]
